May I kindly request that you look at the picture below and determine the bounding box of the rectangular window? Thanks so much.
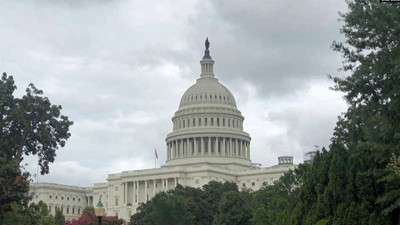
[211,118,214,126]
[193,118,196,127]
[115,197,119,206]
[223,118,225,127]
[205,118,208,126]
[199,118,201,126]
[217,118,220,126]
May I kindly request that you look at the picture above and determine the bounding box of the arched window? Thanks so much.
[211,118,214,126]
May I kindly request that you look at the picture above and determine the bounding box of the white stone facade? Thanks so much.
[29,40,295,222]
[29,183,93,221]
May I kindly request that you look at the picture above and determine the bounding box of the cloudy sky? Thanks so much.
[1,0,349,186]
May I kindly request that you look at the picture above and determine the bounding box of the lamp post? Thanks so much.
[95,199,105,225]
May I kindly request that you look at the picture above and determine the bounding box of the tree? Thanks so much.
[212,191,252,225]
[292,1,400,224]
[54,208,65,225]
[0,158,30,218]
[0,201,56,225]
[149,192,193,225]
[0,72,73,175]
[81,206,95,215]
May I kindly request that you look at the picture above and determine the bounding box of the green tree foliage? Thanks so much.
[129,181,241,225]
[292,1,400,224]
[212,191,252,225]
[0,72,73,175]
[81,206,95,215]
[251,165,309,225]
[1,201,56,225]
[0,158,30,218]
[0,72,73,223]
[149,192,193,225]
[54,208,65,225]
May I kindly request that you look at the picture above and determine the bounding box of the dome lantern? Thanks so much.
[200,38,215,78]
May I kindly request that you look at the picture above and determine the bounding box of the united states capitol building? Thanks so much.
[30,40,295,221]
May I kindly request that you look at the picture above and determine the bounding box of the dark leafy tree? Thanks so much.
[0,72,73,175]
[1,201,56,225]
[0,158,30,219]
[293,1,400,224]
[54,208,65,225]
[212,191,252,225]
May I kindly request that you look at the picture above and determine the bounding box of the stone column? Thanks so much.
[216,137,219,156]
[229,138,233,156]
[194,138,198,156]
[167,143,170,160]
[180,140,183,157]
[166,178,169,190]
[247,142,251,159]
[174,177,178,187]
[144,180,147,203]
[136,181,139,203]
[241,140,244,158]
[222,138,226,156]
[153,179,156,196]
[208,137,211,156]
[236,139,239,157]
[173,141,177,159]
[124,182,127,204]
[187,139,190,157]
[201,137,204,156]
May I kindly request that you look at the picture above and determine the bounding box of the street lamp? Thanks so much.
[95,199,105,225]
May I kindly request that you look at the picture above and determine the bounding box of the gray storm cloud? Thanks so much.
[0,0,348,186]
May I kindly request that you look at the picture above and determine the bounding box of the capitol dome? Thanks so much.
[179,77,237,108]
[165,39,251,168]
